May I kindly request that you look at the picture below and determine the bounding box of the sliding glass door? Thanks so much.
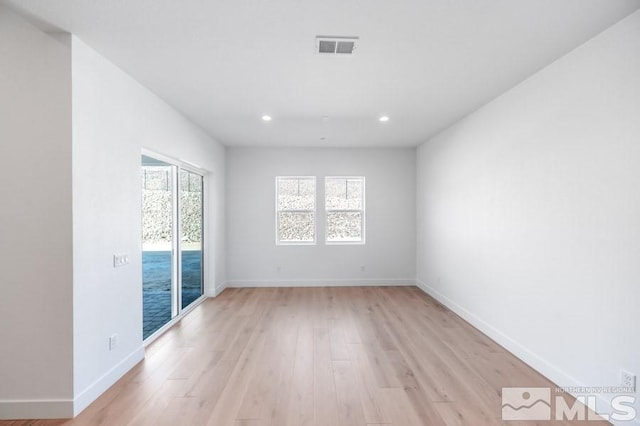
[141,155,204,340]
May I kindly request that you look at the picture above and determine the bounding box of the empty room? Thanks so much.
[1,0,639,425]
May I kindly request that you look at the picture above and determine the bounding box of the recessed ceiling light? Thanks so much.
[379,115,390,122]
[262,115,272,121]
[320,137,327,140]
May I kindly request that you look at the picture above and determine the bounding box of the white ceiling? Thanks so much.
[5,0,640,147]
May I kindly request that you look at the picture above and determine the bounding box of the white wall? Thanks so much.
[71,38,226,413]
[226,148,415,286]
[416,11,640,423]
[0,8,226,417]
[0,6,74,418]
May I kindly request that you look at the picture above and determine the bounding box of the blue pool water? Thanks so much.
[142,250,202,339]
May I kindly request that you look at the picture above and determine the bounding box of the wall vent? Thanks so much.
[316,36,358,55]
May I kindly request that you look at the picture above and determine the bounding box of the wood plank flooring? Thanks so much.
[1,287,607,425]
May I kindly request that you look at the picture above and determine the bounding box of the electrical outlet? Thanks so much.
[109,334,118,351]
[621,369,636,391]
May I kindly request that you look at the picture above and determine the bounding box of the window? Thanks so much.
[276,176,316,244]
[325,177,365,244]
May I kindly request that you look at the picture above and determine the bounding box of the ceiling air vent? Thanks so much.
[316,36,358,55]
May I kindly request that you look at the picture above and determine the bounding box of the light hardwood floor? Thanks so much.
[2,287,607,426]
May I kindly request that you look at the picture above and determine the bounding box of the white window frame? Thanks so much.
[325,176,366,245]
[275,176,317,245]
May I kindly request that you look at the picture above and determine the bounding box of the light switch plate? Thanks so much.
[113,253,129,267]
[109,334,118,351]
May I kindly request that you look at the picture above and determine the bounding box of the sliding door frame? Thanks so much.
[141,148,208,344]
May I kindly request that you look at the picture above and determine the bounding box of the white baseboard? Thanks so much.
[72,346,145,416]
[210,281,228,297]
[415,279,639,426]
[226,278,416,288]
[415,279,578,384]
[0,398,74,420]
[0,346,144,420]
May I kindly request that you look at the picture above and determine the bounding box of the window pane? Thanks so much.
[180,170,203,246]
[325,178,363,210]
[142,166,173,245]
[278,212,315,242]
[179,170,203,192]
[327,212,362,242]
[143,167,170,191]
[278,178,315,210]
[180,170,203,309]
